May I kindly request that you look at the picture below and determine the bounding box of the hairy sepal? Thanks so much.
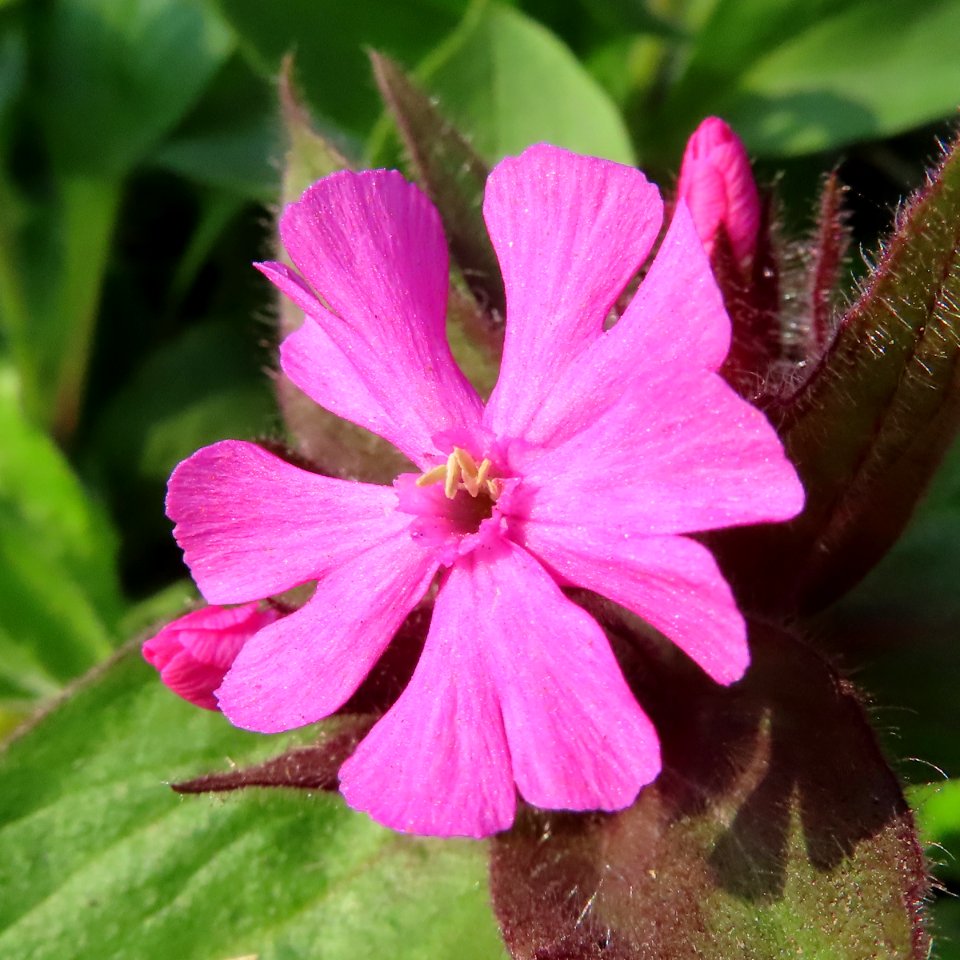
[716,133,960,614]
[490,612,929,960]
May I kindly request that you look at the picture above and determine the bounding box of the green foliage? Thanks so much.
[413,1,636,164]
[720,0,960,156]
[0,372,121,706]
[0,649,507,960]
[640,0,960,162]
[33,0,233,176]
[218,0,467,139]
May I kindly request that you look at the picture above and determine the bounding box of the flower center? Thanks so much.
[415,446,501,502]
[413,446,501,537]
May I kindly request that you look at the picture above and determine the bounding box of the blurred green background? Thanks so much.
[1,0,959,956]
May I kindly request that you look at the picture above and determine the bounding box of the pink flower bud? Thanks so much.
[143,602,281,710]
[677,117,761,264]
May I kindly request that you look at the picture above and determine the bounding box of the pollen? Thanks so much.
[416,447,500,500]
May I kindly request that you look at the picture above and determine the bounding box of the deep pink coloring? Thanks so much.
[149,144,804,838]
[677,117,761,263]
[142,602,280,711]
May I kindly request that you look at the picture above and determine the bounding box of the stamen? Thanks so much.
[415,464,448,488]
[475,458,491,487]
[415,449,500,501]
[443,451,460,499]
[456,447,481,496]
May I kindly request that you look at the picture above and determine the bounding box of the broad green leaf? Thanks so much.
[715,132,960,615]
[415,0,636,164]
[217,0,466,138]
[910,781,960,958]
[151,55,279,200]
[910,780,960,881]
[492,617,928,959]
[654,0,960,160]
[33,0,234,176]
[92,317,275,487]
[0,372,123,701]
[722,0,960,156]
[0,648,508,960]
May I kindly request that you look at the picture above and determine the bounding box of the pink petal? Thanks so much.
[142,602,280,710]
[338,568,515,838]
[514,525,748,684]
[216,533,439,733]
[167,440,403,605]
[509,203,731,448]
[479,542,660,812]
[677,116,761,263]
[482,144,662,441]
[517,368,804,538]
[263,170,483,467]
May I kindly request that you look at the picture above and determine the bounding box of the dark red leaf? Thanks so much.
[172,716,374,794]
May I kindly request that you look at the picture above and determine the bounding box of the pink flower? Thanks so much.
[677,117,761,263]
[143,602,281,710]
[163,144,803,838]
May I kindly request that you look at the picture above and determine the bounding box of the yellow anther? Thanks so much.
[455,447,480,496]
[415,449,499,501]
[475,458,492,488]
[415,464,448,488]
[443,451,460,499]
[454,446,478,475]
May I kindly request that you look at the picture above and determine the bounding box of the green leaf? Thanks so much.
[655,0,960,160]
[151,55,279,201]
[7,0,232,434]
[715,132,960,615]
[217,0,465,139]
[910,780,960,882]
[722,0,960,156]
[0,648,508,960]
[492,617,928,959]
[0,371,123,701]
[33,0,234,176]
[930,899,960,960]
[414,0,636,164]
[92,318,276,486]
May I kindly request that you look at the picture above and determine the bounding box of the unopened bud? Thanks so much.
[143,602,281,710]
[677,117,760,264]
